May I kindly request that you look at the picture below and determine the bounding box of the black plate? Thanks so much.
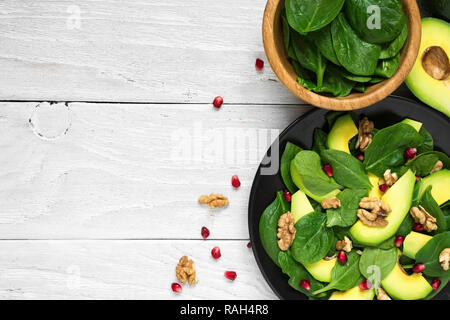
[248,96,450,300]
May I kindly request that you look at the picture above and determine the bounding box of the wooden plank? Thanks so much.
[0,102,310,239]
[0,0,299,104]
[0,240,277,299]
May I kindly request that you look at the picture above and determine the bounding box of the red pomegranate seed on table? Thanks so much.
[299,280,311,291]
[211,246,222,259]
[255,58,264,70]
[247,241,252,248]
[171,283,182,293]
[379,184,388,193]
[322,164,333,177]
[201,226,210,239]
[432,278,441,290]
[337,251,347,265]
[224,271,237,281]
[213,96,223,109]
[231,175,241,188]
[283,190,292,202]
[412,263,425,273]
[404,148,417,161]
[394,235,405,248]
[413,223,424,232]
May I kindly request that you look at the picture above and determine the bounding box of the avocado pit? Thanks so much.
[421,46,450,80]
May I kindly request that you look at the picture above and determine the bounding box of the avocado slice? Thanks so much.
[368,173,383,200]
[350,170,415,246]
[401,118,423,132]
[304,258,337,283]
[418,169,450,206]
[327,114,358,154]
[405,18,450,117]
[291,190,314,223]
[328,285,375,300]
[403,231,432,259]
[381,257,433,300]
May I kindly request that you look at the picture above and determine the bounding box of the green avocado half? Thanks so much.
[405,18,450,117]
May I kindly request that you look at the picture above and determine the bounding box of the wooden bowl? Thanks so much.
[262,0,422,110]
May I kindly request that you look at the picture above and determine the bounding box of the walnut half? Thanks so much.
[410,206,438,232]
[321,197,341,209]
[356,117,374,152]
[176,256,198,285]
[336,236,353,252]
[198,193,229,209]
[277,212,296,251]
[383,169,398,187]
[439,248,450,271]
[357,197,391,227]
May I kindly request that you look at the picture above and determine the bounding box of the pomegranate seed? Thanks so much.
[211,246,222,259]
[379,184,388,193]
[412,263,425,273]
[432,278,441,290]
[171,283,182,293]
[213,96,223,109]
[299,279,311,291]
[416,175,421,181]
[201,226,210,239]
[283,190,292,202]
[224,271,237,281]
[247,241,252,248]
[355,154,364,162]
[337,251,347,265]
[394,235,405,248]
[255,58,264,71]
[359,280,372,290]
[404,148,417,161]
[413,223,424,232]
[231,175,241,188]
[323,164,333,177]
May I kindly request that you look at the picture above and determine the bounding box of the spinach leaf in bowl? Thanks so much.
[286,0,345,34]
[331,13,381,76]
[375,54,401,78]
[309,24,341,66]
[344,0,407,44]
[380,23,408,59]
[297,65,354,97]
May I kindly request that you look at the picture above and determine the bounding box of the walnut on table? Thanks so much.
[356,117,374,152]
[357,197,391,227]
[439,248,450,271]
[410,206,437,232]
[277,212,296,251]
[336,236,353,253]
[176,256,198,285]
[198,193,229,209]
[321,197,341,209]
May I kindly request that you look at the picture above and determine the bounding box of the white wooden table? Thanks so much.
[0,0,317,299]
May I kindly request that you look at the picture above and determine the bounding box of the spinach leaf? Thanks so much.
[327,189,368,227]
[406,153,440,177]
[281,142,303,193]
[321,149,372,189]
[420,186,447,234]
[376,236,396,250]
[418,127,434,154]
[298,67,354,97]
[353,83,368,93]
[442,204,450,231]
[331,13,381,76]
[313,251,362,294]
[291,211,335,264]
[291,32,327,87]
[397,215,414,237]
[411,179,422,207]
[312,128,328,155]
[292,60,315,80]
[278,251,328,299]
[364,123,423,177]
[309,24,341,66]
[259,191,290,266]
[375,54,400,78]
[344,0,407,44]
[292,150,342,196]
[369,77,385,84]
[416,231,450,278]
[359,247,397,289]
[341,70,372,83]
[380,23,408,59]
[286,0,345,34]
